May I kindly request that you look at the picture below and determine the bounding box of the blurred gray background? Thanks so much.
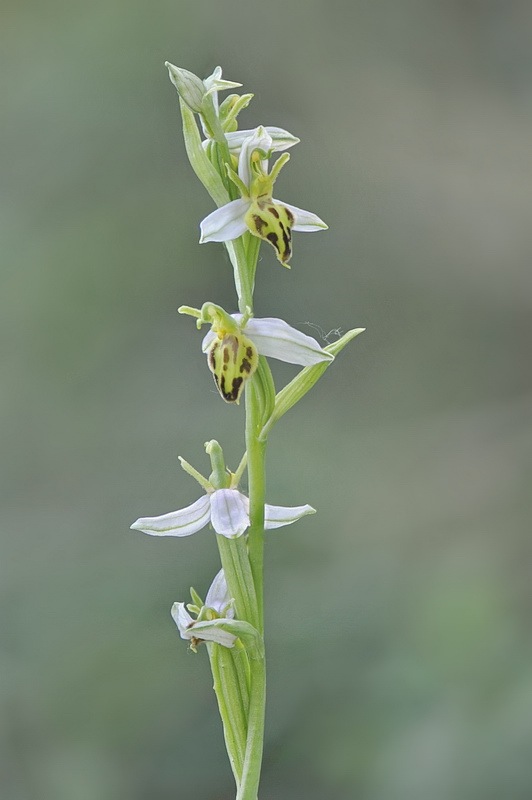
[2,1,532,798]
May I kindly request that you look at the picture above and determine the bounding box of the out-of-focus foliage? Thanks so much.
[2,1,532,798]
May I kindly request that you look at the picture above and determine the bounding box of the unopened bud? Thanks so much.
[165,62,206,113]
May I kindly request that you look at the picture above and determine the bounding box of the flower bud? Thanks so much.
[165,62,206,113]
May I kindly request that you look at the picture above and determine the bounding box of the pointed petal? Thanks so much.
[225,127,300,153]
[205,569,234,616]
[170,602,195,640]
[210,489,250,538]
[264,503,316,529]
[130,494,211,537]
[199,199,249,243]
[243,317,334,366]
[203,65,242,94]
[274,200,328,232]
[205,65,222,83]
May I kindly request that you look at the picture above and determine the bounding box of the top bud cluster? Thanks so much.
[166,62,328,267]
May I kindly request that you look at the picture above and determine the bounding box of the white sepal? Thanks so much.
[171,603,237,648]
[199,198,249,243]
[130,494,211,537]
[242,317,334,366]
[171,603,194,639]
[203,66,242,95]
[274,200,328,231]
[264,503,316,529]
[205,569,234,616]
[209,488,250,538]
[190,619,238,648]
[172,601,194,638]
[225,126,300,153]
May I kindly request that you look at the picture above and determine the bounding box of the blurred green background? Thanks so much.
[2,1,532,798]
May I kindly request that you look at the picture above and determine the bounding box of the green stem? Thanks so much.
[226,238,254,313]
[245,379,266,631]
[204,119,266,797]
[236,656,266,800]
[233,212,267,800]
[215,401,266,800]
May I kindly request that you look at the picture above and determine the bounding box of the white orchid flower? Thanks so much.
[202,312,334,367]
[199,126,327,266]
[171,569,237,650]
[131,486,315,540]
[132,438,316,539]
[179,302,334,403]
[203,314,334,402]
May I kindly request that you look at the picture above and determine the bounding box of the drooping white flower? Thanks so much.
[171,569,237,650]
[130,487,315,540]
[199,126,327,266]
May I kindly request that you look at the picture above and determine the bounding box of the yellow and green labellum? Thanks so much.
[207,332,259,403]
[245,199,295,267]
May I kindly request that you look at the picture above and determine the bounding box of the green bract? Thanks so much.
[261,327,366,437]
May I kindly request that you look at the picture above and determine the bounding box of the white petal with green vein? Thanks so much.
[210,488,250,538]
[130,494,211,537]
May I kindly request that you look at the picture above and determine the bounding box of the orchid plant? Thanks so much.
[131,63,365,799]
